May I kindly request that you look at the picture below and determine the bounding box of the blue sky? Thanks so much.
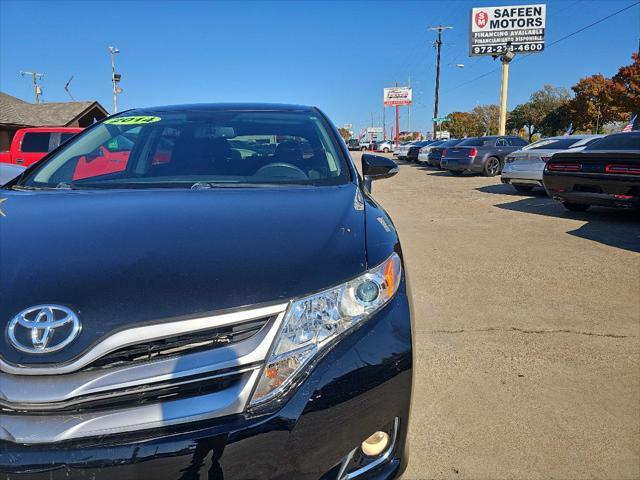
[1,0,638,135]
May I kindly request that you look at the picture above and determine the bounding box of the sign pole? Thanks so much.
[395,105,399,147]
[498,52,514,135]
[499,58,510,135]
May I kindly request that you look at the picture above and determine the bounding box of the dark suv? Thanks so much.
[441,135,529,176]
[0,104,413,480]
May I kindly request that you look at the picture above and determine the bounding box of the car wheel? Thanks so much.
[383,148,389,153]
[513,185,534,193]
[563,202,590,212]
[361,146,367,151]
[483,157,501,177]
[450,170,464,176]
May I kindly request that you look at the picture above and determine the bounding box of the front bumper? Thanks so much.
[1,290,413,480]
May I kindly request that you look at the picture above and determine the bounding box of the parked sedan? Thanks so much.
[441,135,529,176]
[419,139,460,166]
[543,131,640,211]
[501,135,604,192]
[405,141,435,163]
[347,138,360,151]
[375,140,396,153]
[0,104,413,479]
[416,140,447,164]
[393,142,415,159]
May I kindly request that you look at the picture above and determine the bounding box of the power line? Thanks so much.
[444,1,640,94]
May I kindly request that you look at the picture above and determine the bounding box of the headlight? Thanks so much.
[250,252,402,406]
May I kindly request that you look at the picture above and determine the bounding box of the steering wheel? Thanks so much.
[255,162,308,180]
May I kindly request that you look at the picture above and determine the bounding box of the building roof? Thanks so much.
[0,92,108,127]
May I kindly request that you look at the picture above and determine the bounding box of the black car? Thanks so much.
[347,138,360,150]
[0,104,413,479]
[405,140,435,162]
[441,135,529,176]
[425,139,462,167]
[543,131,640,211]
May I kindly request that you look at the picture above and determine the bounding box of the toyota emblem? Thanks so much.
[6,305,81,354]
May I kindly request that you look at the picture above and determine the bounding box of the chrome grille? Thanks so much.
[0,303,288,444]
[82,317,270,371]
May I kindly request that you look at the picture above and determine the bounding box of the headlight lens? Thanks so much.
[250,252,402,406]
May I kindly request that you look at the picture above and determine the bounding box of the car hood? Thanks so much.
[0,184,366,366]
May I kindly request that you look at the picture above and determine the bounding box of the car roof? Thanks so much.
[129,103,316,114]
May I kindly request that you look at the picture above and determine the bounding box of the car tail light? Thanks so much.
[605,164,640,175]
[442,149,447,157]
[469,148,477,158]
[548,163,582,172]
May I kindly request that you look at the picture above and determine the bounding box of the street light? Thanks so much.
[108,46,122,113]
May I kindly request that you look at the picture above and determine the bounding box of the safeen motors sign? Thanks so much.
[470,4,546,56]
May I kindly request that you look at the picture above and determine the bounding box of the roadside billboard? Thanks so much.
[469,4,546,56]
[384,87,412,106]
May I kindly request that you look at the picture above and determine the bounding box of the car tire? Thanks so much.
[563,202,590,212]
[450,170,464,176]
[361,146,367,151]
[482,157,501,177]
[513,185,534,193]
[383,148,389,153]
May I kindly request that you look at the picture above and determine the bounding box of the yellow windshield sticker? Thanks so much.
[105,115,161,125]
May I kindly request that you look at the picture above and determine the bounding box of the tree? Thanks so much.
[507,85,571,139]
[568,74,627,133]
[610,53,640,114]
[441,111,482,138]
[337,128,351,142]
[541,103,572,137]
[472,104,500,135]
[507,103,538,141]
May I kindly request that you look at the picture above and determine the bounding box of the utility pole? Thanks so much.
[429,25,452,139]
[382,107,386,140]
[20,71,44,103]
[108,46,122,113]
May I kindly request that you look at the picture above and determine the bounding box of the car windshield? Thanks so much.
[523,138,585,150]
[13,109,350,190]
[585,132,640,150]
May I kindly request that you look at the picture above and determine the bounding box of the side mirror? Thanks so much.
[361,153,398,192]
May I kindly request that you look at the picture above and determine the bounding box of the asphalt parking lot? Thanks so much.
[352,152,640,480]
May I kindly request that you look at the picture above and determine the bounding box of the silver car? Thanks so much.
[501,135,604,192]
[0,164,25,185]
[393,142,416,158]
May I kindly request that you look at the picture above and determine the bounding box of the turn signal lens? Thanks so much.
[250,253,402,405]
[469,147,478,158]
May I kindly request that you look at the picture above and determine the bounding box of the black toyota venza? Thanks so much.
[0,104,413,480]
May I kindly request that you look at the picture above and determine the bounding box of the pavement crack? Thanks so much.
[428,326,630,338]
